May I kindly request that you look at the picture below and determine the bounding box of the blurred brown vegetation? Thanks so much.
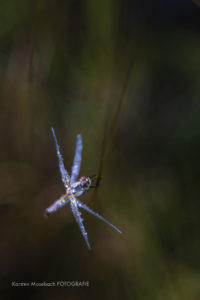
[0,0,200,299]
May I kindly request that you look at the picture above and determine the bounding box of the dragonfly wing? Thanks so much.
[51,127,70,189]
[70,196,91,250]
[70,134,82,184]
[77,200,122,234]
[45,194,70,216]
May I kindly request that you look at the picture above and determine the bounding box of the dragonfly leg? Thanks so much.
[89,175,101,187]
[90,185,98,189]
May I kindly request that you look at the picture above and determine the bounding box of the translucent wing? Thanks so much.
[71,134,82,184]
[45,195,70,216]
[77,200,122,234]
[51,127,70,189]
[70,196,91,249]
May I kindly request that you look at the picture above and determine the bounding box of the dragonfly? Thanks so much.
[45,127,121,250]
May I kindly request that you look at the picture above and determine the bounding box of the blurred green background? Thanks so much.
[0,0,200,299]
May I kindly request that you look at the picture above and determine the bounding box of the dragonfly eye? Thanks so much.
[80,176,90,188]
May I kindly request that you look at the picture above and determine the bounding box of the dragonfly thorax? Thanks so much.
[67,177,91,197]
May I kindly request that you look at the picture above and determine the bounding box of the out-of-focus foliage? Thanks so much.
[0,1,200,299]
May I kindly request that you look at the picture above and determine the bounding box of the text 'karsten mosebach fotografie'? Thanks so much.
[11,281,90,287]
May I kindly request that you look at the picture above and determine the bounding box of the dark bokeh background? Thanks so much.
[0,1,200,299]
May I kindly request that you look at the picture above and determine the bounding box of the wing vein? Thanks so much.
[77,200,122,234]
[70,197,91,249]
[71,134,82,184]
[51,127,70,188]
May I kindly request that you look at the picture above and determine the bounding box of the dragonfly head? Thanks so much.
[80,176,91,190]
